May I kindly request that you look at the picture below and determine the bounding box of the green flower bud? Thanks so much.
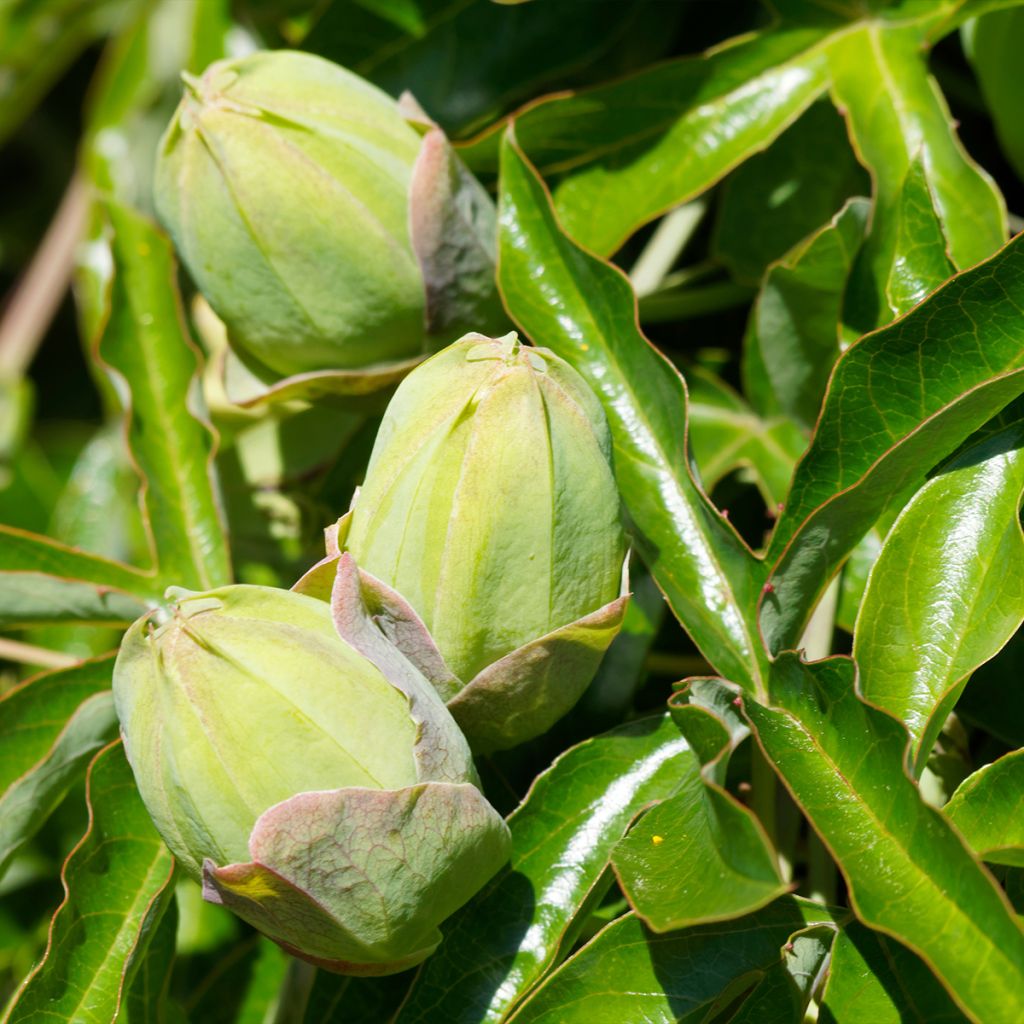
[154,50,423,379]
[338,332,629,751]
[113,584,510,975]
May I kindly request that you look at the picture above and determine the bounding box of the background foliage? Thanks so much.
[3,0,1024,1021]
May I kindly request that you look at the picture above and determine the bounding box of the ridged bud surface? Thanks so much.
[113,585,419,876]
[154,50,426,377]
[345,333,627,684]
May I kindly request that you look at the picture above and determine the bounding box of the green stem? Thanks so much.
[751,746,783,877]
[807,830,838,905]
[271,958,317,1024]
[630,200,707,297]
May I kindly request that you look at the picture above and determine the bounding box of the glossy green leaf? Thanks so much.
[829,18,1005,332]
[743,197,869,429]
[885,156,955,317]
[506,897,833,1024]
[303,0,681,139]
[0,654,118,877]
[728,924,834,1024]
[483,23,834,255]
[396,714,690,1023]
[744,654,1024,1022]
[965,7,1024,184]
[686,369,806,509]
[855,417,1024,774]
[763,234,1024,653]
[612,681,787,931]
[497,131,768,692]
[2,742,176,1024]
[714,100,869,286]
[945,749,1024,866]
[819,920,968,1024]
[87,199,231,591]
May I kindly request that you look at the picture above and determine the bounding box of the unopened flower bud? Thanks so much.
[338,332,629,751]
[113,584,510,974]
[155,50,500,389]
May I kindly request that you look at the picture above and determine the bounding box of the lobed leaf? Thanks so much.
[945,749,1024,866]
[505,897,834,1024]
[713,99,869,286]
[612,680,788,931]
[763,234,1024,653]
[303,0,681,139]
[0,573,145,630]
[729,924,833,1024]
[819,920,968,1024]
[2,742,176,1024]
[686,369,806,509]
[743,197,869,430]
[744,654,1024,1023]
[855,416,1024,774]
[830,19,1005,332]
[0,654,118,877]
[478,23,834,254]
[396,714,690,1023]
[884,156,955,318]
[497,130,768,692]
[967,6,1024,183]
[84,198,231,592]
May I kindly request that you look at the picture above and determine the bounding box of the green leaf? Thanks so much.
[185,935,289,1024]
[763,235,1024,653]
[728,924,834,1024]
[743,197,869,429]
[87,199,231,591]
[301,970,412,1024]
[0,0,136,146]
[0,654,118,877]
[686,369,806,509]
[123,896,181,1024]
[744,654,1024,1023]
[829,18,1005,331]
[396,714,690,1023]
[819,920,968,1024]
[612,681,788,931]
[855,416,1024,774]
[957,626,1024,748]
[483,22,834,255]
[303,0,682,139]
[967,7,1024,183]
[2,742,176,1024]
[945,749,1024,866]
[0,573,146,629]
[83,0,234,209]
[884,156,956,317]
[714,100,869,286]
[505,897,833,1024]
[497,130,768,692]
[0,525,157,597]
[31,424,148,657]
